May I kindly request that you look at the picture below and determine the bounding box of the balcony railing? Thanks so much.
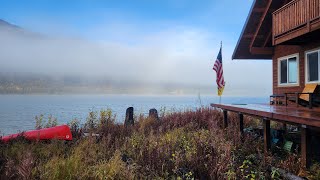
[273,0,320,44]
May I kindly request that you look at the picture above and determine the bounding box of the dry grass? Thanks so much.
[0,107,318,179]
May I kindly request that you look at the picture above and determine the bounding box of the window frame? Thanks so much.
[277,53,299,87]
[305,48,320,84]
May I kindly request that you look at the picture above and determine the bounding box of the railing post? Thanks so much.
[272,13,275,45]
[307,0,311,31]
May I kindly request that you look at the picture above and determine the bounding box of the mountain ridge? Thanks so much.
[0,19,21,30]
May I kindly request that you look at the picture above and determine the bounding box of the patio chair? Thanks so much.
[285,83,320,109]
[270,94,285,105]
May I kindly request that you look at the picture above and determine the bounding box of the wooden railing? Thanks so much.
[273,0,320,38]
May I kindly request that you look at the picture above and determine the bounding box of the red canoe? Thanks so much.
[1,125,72,142]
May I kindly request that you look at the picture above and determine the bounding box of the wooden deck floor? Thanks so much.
[211,103,320,128]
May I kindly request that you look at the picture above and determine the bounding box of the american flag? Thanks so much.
[212,47,225,96]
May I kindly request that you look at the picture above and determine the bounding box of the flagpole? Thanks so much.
[219,41,222,104]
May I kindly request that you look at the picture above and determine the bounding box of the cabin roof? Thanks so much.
[232,0,289,60]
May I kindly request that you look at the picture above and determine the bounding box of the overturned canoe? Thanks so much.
[1,125,72,142]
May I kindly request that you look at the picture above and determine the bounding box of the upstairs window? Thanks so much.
[306,50,320,83]
[278,55,298,85]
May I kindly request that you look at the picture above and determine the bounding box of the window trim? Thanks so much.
[305,48,320,84]
[277,53,299,87]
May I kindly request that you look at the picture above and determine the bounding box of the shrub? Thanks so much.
[0,107,313,179]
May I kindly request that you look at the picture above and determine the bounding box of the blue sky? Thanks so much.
[0,0,250,40]
[0,0,273,96]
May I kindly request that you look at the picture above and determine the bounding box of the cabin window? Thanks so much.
[278,55,298,85]
[306,50,320,83]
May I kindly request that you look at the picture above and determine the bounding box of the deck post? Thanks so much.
[239,113,244,136]
[149,108,159,120]
[263,118,271,153]
[223,110,228,128]
[124,107,134,127]
[282,123,287,134]
[301,125,311,169]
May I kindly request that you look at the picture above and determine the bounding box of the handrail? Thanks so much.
[273,0,300,15]
[273,0,320,38]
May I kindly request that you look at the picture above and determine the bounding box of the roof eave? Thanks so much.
[232,0,257,60]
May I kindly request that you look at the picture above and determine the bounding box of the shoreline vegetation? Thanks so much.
[0,73,213,95]
[0,108,319,179]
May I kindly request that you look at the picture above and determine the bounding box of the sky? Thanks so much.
[0,0,272,96]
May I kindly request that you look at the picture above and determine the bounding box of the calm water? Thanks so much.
[0,95,268,135]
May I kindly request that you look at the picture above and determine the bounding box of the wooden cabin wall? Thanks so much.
[273,41,320,95]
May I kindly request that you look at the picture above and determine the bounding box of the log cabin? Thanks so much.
[233,0,320,97]
[212,0,320,169]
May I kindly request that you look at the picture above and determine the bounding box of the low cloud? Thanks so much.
[0,21,272,96]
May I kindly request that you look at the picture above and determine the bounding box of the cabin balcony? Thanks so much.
[273,0,320,45]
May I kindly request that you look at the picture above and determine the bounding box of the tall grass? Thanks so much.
[0,107,317,179]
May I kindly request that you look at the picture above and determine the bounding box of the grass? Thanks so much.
[0,107,319,179]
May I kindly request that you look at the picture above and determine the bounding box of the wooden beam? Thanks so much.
[243,34,254,38]
[263,118,271,153]
[252,7,265,13]
[301,125,311,169]
[263,30,272,47]
[250,47,274,55]
[249,0,272,49]
[223,110,228,128]
[252,7,277,13]
[243,34,265,39]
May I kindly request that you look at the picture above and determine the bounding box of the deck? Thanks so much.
[211,103,320,169]
[211,103,320,128]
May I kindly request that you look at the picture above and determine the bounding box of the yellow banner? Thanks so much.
[218,86,224,96]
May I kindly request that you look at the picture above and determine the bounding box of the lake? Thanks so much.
[0,95,268,135]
